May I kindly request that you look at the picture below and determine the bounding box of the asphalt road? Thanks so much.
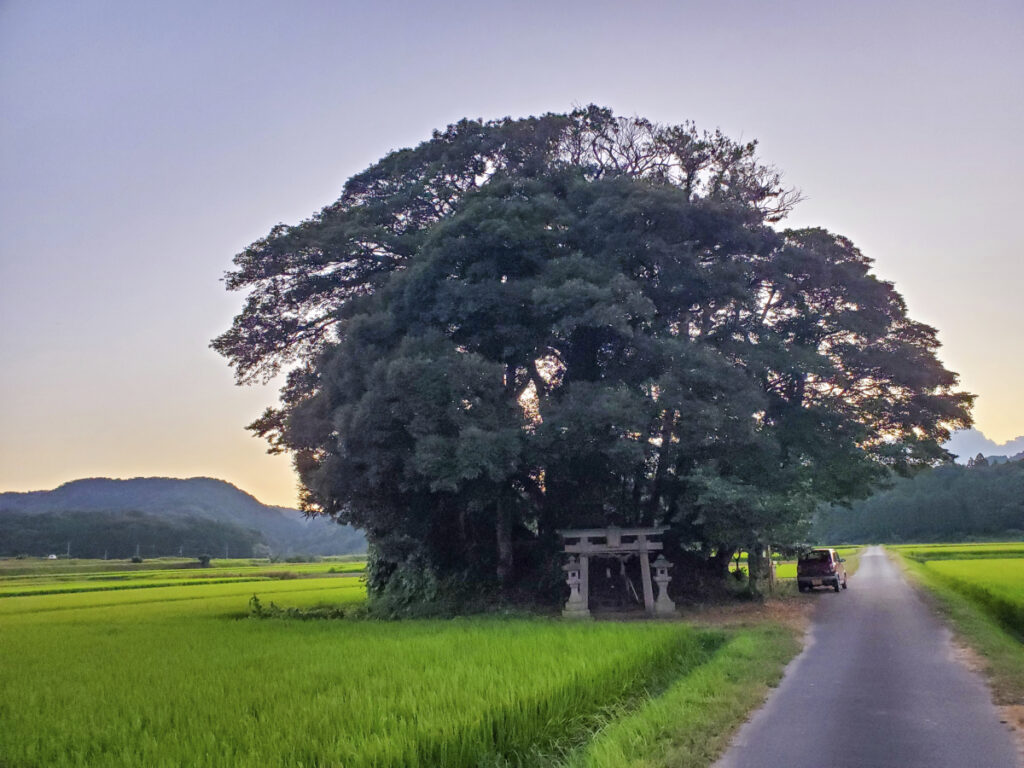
[714,546,1019,768]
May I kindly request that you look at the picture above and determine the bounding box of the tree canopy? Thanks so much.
[214,107,972,605]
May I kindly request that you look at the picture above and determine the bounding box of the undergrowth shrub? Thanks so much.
[248,594,347,620]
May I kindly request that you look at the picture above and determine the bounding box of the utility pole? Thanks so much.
[66,541,70,559]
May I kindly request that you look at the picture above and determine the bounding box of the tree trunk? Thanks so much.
[496,499,514,587]
[746,545,766,598]
[708,544,735,579]
[645,408,676,519]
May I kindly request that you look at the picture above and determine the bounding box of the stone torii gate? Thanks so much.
[559,526,676,618]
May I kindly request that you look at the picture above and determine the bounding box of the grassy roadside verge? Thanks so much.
[564,625,799,768]
[893,550,1024,704]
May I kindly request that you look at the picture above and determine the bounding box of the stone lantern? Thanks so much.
[651,554,676,616]
[562,555,591,618]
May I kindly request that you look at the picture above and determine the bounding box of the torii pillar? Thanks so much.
[558,526,672,617]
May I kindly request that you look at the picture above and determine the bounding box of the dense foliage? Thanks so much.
[216,107,972,602]
[815,461,1024,543]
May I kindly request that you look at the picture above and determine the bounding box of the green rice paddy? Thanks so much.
[0,560,365,597]
[893,548,1024,639]
[892,542,1024,562]
[0,558,798,768]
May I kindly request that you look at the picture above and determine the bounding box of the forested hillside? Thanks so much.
[0,510,264,559]
[0,477,366,557]
[814,461,1024,542]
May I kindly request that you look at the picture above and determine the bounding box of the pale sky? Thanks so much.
[1,0,1021,507]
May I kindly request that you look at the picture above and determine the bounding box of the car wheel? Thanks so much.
[833,579,841,592]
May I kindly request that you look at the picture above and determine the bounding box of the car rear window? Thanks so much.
[799,551,830,562]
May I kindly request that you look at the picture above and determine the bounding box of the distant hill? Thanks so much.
[982,453,1024,465]
[945,429,1024,463]
[0,477,366,558]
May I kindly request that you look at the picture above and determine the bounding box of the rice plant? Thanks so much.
[1,573,711,768]
[920,558,1024,637]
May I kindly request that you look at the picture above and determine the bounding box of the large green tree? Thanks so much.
[215,108,971,604]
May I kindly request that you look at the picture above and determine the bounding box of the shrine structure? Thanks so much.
[558,526,676,618]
